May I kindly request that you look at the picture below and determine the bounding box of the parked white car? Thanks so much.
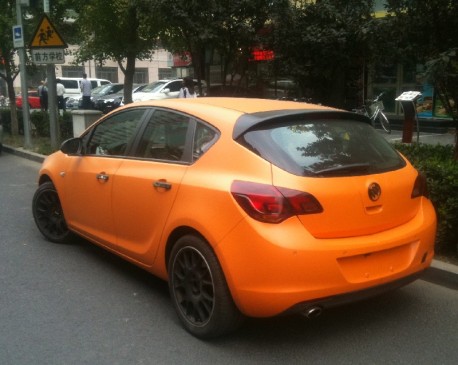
[60,77,111,102]
[132,79,206,102]
[132,79,184,102]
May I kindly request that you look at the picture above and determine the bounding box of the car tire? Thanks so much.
[168,234,244,339]
[32,181,72,243]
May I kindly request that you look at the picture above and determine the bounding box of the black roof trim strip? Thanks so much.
[232,109,372,139]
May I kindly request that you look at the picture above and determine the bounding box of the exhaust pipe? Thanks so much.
[302,306,323,319]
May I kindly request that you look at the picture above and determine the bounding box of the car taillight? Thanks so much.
[231,181,323,223]
[411,172,429,198]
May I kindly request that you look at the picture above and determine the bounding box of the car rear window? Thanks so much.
[238,119,406,177]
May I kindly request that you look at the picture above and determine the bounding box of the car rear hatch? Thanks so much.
[235,111,426,238]
[270,164,421,238]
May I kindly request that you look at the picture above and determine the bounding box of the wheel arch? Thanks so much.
[38,173,53,186]
[164,226,212,273]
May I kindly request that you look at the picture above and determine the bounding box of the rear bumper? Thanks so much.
[215,199,436,317]
[283,270,424,316]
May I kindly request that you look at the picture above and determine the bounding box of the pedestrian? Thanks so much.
[56,78,66,112]
[80,73,92,109]
[37,80,48,111]
[179,76,197,98]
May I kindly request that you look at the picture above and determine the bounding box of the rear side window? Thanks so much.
[134,109,190,161]
[61,80,78,89]
[238,120,406,177]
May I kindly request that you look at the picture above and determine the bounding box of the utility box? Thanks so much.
[395,91,422,143]
[71,110,102,137]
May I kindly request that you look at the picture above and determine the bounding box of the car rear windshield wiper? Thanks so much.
[312,163,371,176]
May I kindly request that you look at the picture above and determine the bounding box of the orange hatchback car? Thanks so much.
[32,97,436,338]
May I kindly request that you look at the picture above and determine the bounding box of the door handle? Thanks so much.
[96,173,109,182]
[153,180,172,190]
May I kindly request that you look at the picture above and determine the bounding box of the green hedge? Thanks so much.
[394,143,458,256]
[0,109,73,140]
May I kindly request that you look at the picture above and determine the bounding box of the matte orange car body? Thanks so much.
[35,97,436,333]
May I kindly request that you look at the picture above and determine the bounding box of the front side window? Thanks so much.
[168,81,183,92]
[85,109,146,156]
[239,119,406,177]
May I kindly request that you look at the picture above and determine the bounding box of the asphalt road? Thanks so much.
[1,152,457,365]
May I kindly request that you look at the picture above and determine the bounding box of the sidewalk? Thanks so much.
[2,133,457,289]
[380,128,456,146]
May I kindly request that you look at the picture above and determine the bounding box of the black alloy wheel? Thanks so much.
[168,234,244,339]
[32,181,71,243]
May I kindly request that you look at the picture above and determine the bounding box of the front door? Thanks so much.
[62,108,147,247]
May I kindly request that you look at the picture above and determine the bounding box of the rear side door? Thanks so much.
[63,108,148,247]
[111,109,192,265]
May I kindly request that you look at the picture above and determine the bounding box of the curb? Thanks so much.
[426,260,458,290]
[2,144,457,289]
[2,144,45,163]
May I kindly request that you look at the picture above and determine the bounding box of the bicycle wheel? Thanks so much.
[377,111,391,133]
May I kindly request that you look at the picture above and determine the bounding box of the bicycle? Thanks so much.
[353,92,391,133]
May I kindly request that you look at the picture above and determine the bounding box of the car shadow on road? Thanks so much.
[221,286,421,344]
[63,234,170,299]
[45,235,430,345]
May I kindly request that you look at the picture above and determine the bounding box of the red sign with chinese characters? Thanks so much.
[251,48,275,61]
[173,52,192,67]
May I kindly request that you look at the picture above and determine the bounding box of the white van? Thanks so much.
[59,77,111,100]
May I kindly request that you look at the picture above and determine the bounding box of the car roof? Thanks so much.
[119,97,370,137]
[132,97,333,114]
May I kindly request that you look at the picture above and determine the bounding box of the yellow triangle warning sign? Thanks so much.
[30,14,67,48]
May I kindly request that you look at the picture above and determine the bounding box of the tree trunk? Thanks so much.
[454,126,458,161]
[121,53,136,104]
[7,78,19,136]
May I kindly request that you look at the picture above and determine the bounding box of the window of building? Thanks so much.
[62,66,85,78]
[96,67,118,83]
[134,68,148,84]
[159,68,174,80]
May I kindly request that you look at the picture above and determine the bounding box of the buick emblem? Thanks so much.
[368,183,381,201]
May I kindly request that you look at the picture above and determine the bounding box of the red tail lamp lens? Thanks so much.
[411,173,429,198]
[231,181,323,223]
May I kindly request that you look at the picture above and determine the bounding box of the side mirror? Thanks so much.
[162,88,171,94]
[60,137,82,155]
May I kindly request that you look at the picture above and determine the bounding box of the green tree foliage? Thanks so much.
[384,0,458,159]
[271,0,376,108]
[0,0,22,135]
[69,0,161,103]
[0,0,75,136]
[155,0,283,90]
[384,0,458,60]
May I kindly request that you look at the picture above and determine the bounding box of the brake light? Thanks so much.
[231,181,323,223]
[411,172,429,198]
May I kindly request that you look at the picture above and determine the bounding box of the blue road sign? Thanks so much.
[13,25,24,48]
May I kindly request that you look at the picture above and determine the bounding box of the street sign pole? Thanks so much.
[44,6,59,150]
[47,64,58,149]
[29,8,68,151]
[16,1,32,149]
